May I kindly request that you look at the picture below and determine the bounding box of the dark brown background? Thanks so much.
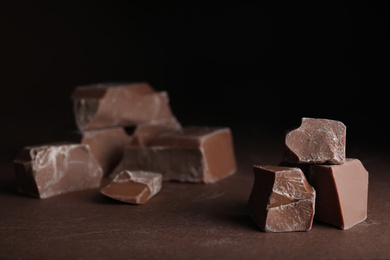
[0,1,389,259]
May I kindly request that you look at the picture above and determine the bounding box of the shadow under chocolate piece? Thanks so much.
[284,117,346,164]
[13,144,103,199]
[308,159,368,230]
[80,127,132,176]
[71,82,176,132]
[110,127,237,184]
[101,170,162,204]
[248,166,315,232]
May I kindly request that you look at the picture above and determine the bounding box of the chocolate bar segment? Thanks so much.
[101,170,162,204]
[110,127,237,183]
[308,159,368,229]
[71,82,176,132]
[284,117,346,164]
[13,144,103,199]
[248,166,316,232]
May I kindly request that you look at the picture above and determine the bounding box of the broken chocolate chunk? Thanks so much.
[110,127,237,183]
[13,143,103,199]
[284,117,346,164]
[308,159,368,230]
[71,82,176,132]
[248,166,316,232]
[101,170,162,204]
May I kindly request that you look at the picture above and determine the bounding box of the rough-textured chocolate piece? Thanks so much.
[308,159,368,229]
[110,127,237,183]
[248,166,316,232]
[284,117,346,164]
[71,82,176,132]
[80,127,132,176]
[101,170,162,204]
[13,144,103,199]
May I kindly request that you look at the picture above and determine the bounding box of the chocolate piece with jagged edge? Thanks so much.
[308,159,368,230]
[284,117,346,164]
[13,143,103,199]
[248,166,316,232]
[71,82,176,132]
[110,127,237,183]
[101,170,162,204]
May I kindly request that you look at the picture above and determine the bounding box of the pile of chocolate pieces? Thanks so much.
[13,82,237,203]
[248,118,369,232]
[13,84,369,232]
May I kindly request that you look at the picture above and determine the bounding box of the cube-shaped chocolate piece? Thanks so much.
[308,159,368,229]
[101,170,162,204]
[110,127,237,183]
[13,144,103,199]
[284,117,346,164]
[71,82,176,132]
[248,166,316,232]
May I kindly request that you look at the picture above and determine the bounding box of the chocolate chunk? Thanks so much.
[284,117,346,164]
[80,127,132,176]
[248,166,316,232]
[110,127,237,183]
[100,170,162,204]
[13,144,103,199]
[308,159,368,229]
[71,82,176,132]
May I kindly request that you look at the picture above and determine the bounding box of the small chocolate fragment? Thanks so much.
[101,170,162,204]
[308,159,368,229]
[81,127,132,176]
[13,144,103,199]
[248,166,316,232]
[110,127,237,183]
[71,82,176,132]
[284,117,346,164]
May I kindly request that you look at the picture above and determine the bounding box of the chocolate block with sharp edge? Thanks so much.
[248,166,316,232]
[13,143,103,199]
[71,82,176,132]
[110,127,237,183]
[284,117,346,164]
[100,170,162,204]
[308,159,368,230]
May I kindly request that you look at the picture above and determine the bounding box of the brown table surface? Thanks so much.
[1,127,389,260]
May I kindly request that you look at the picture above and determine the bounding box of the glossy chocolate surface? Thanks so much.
[308,159,368,229]
[101,170,162,204]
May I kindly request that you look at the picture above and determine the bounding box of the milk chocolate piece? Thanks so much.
[71,82,176,132]
[308,159,368,229]
[110,127,237,183]
[80,127,132,176]
[13,144,103,199]
[284,117,346,164]
[248,166,316,232]
[101,170,162,204]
